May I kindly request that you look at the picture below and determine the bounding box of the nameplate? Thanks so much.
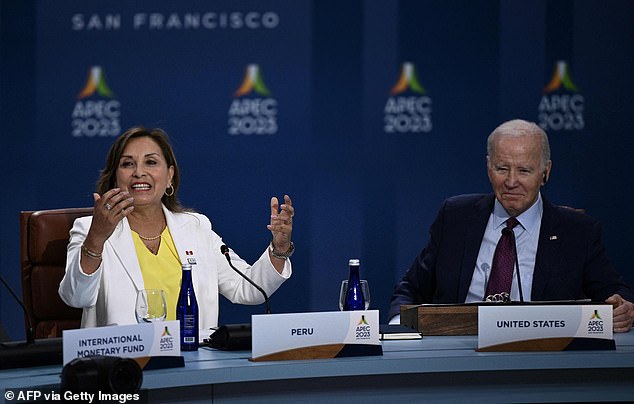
[251,310,382,361]
[62,321,181,365]
[477,304,614,351]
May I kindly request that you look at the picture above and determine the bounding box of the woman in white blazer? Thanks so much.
[59,127,294,331]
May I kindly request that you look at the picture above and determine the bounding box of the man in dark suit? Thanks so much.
[389,119,634,332]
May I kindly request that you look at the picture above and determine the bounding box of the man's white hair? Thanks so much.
[487,119,551,170]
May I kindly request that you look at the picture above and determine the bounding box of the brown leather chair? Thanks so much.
[20,208,93,339]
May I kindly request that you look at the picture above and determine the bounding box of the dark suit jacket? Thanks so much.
[388,193,634,319]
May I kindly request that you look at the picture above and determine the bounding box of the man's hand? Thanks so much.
[606,294,634,332]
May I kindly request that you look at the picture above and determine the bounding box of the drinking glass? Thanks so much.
[338,280,371,310]
[135,289,167,323]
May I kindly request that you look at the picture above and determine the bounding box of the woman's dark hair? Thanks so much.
[96,127,184,212]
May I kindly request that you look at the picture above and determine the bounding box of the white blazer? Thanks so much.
[59,205,291,330]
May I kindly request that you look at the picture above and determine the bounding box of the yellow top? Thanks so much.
[132,227,181,321]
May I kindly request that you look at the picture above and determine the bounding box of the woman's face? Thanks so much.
[115,136,174,210]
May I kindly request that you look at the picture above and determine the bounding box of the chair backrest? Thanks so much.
[20,207,93,339]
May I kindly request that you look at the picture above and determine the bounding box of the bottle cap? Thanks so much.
[349,259,360,266]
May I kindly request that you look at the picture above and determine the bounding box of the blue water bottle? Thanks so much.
[343,259,365,311]
[176,263,199,351]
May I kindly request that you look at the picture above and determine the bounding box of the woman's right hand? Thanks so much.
[79,188,134,274]
[85,188,135,248]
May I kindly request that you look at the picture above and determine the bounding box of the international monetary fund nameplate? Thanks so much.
[62,320,181,365]
[478,304,613,350]
[251,310,380,360]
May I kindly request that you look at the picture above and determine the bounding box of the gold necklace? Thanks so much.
[135,225,165,241]
[138,232,162,241]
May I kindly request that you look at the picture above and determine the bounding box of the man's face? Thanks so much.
[487,134,551,217]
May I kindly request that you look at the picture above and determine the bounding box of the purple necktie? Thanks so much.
[485,217,519,300]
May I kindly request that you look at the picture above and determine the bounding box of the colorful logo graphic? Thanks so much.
[384,62,432,133]
[354,315,372,340]
[77,66,115,99]
[543,60,579,93]
[159,324,175,351]
[537,59,584,131]
[587,309,605,334]
[357,315,369,326]
[390,62,426,95]
[228,64,278,135]
[234,64,271,97]
[72,65,121,137]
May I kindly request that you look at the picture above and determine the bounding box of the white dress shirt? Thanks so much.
[466,193,543,302]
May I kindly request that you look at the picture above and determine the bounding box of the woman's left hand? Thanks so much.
[268,194,294,253]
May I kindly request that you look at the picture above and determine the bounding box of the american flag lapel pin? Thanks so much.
[549,235,558,241]
[185,250,197,265]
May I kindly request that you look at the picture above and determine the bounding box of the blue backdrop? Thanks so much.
[1,0,633,341]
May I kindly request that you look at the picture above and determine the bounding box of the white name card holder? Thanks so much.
[63,320,184,369]
[251,310,382,361]
[477,304,614,351]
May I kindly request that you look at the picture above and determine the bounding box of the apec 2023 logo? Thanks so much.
[71,66,121,137]
[537,60,584,132]
[227,64,278,135]
[384,62,432,134]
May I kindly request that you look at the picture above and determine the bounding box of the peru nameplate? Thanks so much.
[251,310,382,361]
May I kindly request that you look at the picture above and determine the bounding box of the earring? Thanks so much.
[165,184,175,197]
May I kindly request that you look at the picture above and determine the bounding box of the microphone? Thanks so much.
[501,228,524,303]
[207,245,271,351]
[0,274,34,344]
[0,274,63,369]
[220,245,270,314]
